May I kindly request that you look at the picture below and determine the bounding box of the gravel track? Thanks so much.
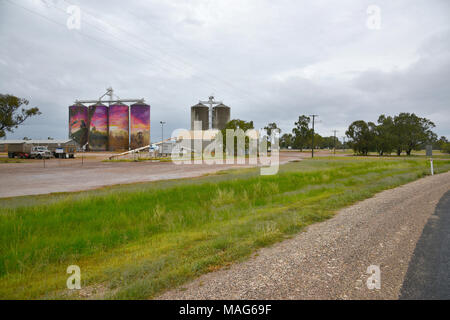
[0,152,301,198]
[158,171,450,300]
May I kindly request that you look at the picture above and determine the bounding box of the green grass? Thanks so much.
[1,158,449,299]
[0,158,23,163]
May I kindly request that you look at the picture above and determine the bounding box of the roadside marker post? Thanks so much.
[426,145,433,176]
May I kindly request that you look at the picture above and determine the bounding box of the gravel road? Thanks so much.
[158,171,450,300]
[0,152,302,198]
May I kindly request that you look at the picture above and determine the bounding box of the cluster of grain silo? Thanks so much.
[69,97,150,151]
[130,103,151,149]
[69,92,228,153]
[212,103,231,130]
[191,103,210,130]
[108,103,129,151]
[68,103,89,147]
[191,96,230,131]
[88,103,109,151]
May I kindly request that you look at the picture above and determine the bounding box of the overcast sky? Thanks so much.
[1,0,449,142]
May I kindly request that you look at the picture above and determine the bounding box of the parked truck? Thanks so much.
[3,139,77,159]
[52,145,76,158]
[7,143,53,159]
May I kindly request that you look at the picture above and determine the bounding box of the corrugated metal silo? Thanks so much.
[88,103,109,151]
[212,103,230,130]
[108,103,129,151]
[191,103,209,130]
[68,103,88,147]
[130,103,150,149]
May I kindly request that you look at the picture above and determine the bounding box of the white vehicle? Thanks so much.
[30,146,53,159]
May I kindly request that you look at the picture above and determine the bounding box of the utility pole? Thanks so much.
[342,136,346,152]
[160,121,166,142]
[332,130,338,156]
[160,121,166,156]
[309,115,318,158]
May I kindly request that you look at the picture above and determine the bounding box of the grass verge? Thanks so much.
[1,158,449,299]
[0,158,23,163]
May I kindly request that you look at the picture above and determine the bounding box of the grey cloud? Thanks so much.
[0,0,449,141]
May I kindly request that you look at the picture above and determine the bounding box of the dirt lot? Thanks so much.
[0,151,320,198]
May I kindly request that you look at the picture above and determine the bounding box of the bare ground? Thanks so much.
[158,171,450,300]
[0,152,306,198]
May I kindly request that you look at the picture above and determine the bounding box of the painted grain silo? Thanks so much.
[212,103,230,130]
[88,103,108,151]
[68,103,88,147]
[191,103,209,130]
[130,103,150,149]
[108,103,129,151]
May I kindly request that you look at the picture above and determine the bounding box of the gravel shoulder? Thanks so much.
[158,171,450,300]
[400,190,450,299]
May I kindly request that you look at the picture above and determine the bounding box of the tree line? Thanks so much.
[221,118,343,152]
[279,116,342,151]
[2,93,449,156]
[278,113,448,156]
[346,113,437,156]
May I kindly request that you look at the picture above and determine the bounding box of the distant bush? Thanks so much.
[442,142,450,154]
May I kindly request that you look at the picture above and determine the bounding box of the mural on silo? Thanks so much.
[69,105,88,147]
[109,104,129,151]
[130,104,150,149]
[88,104,108,151]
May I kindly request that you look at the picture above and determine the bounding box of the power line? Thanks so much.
[3,0,190,115]
[116,3,265,103]
[60,0,208,82]
[60,0,266,105]
[4,0,130,59]
[6,0,292,126]
[43,1,216,89]
[5,0,229,104]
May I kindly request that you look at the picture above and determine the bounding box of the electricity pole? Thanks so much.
[160,121,166,155]
[309,115,318,158]
[160,121,166,142]
[342,136,346,152]
[333,130,338,156]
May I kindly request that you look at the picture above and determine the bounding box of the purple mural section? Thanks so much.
[130,103,150,149]
[108,104,129,151]
[88,104,109,151]
[68,104,88,147]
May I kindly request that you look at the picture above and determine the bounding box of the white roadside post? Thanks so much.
[426,145,433,176]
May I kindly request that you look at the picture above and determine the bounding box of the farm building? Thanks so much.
[0,139,78,156]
